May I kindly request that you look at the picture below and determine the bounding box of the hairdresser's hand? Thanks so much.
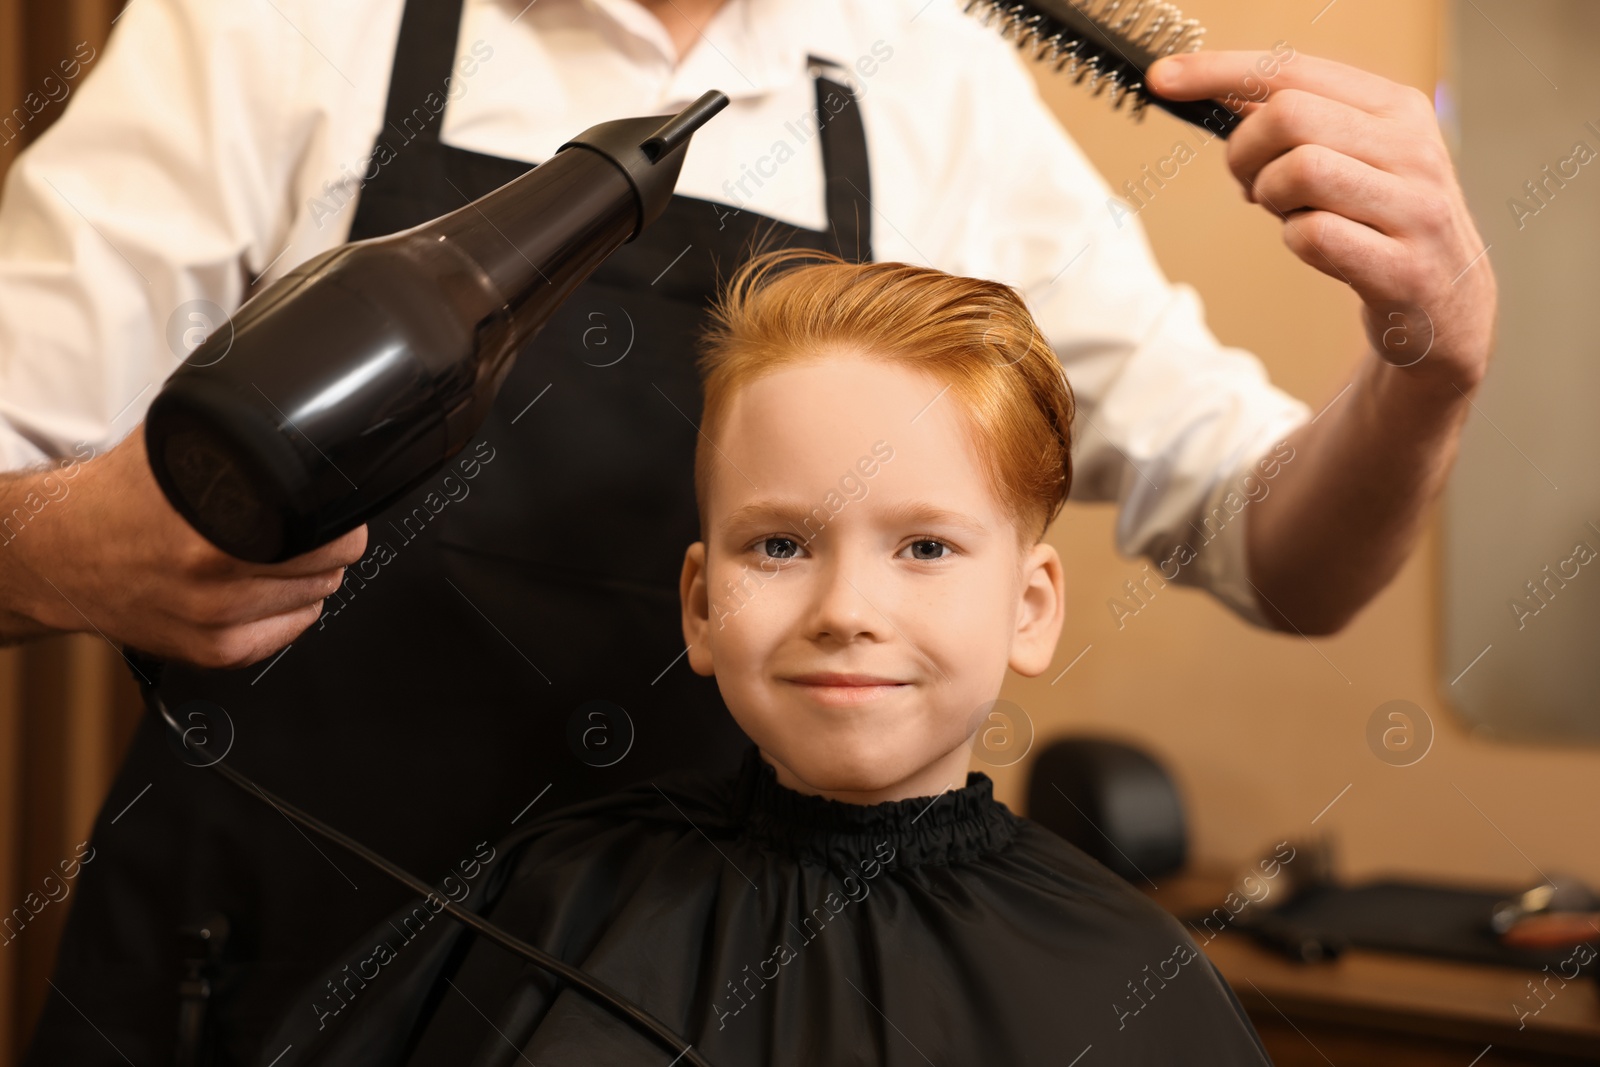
[0,425,367,670]
[1148,49,1496,392]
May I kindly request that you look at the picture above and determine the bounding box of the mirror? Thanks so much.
[1440,0,1600,742]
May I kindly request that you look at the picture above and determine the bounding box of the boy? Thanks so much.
[258,249,1273,1066]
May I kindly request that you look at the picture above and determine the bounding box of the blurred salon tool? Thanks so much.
[1491,875,1597,934]
[964,0,1242,137]
[1235,909,1348,964]
[174,913,229,1067]
[1224,836,1347,964]
[1492,875,1599,947]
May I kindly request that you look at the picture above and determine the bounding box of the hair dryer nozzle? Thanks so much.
[641,90,730,160]
[560,90,729,240]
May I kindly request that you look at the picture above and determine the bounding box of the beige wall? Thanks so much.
[987,0,1600,891]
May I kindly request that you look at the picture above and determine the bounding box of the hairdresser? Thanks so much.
[1,0,1493,1062]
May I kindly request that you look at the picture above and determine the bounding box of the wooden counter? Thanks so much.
[1146,874,1600,1066]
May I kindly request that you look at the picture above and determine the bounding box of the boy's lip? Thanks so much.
[784,672,908,687]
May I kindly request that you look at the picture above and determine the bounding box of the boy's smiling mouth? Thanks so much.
[781,672,911,707]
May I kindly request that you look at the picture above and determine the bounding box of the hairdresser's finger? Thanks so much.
[246,569,350,622]
[185,603,329,671]
[1275,208,1406,292]
[1250,145,1422,237]
[240,523,369,579]
[1227,89,1423,189]
[1149,50,1413,118]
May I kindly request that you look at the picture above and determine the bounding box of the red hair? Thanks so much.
[695,247,1075,545]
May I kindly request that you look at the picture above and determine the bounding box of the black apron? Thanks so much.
[23,0,872,1061]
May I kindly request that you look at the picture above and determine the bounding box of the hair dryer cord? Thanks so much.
[123,651,714,1067]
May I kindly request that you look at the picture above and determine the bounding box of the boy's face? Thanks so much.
[680,351,1065,803]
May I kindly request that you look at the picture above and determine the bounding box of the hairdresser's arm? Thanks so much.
[0,431,368,667]
[0,0,374,666]
[1148,51,1496,634]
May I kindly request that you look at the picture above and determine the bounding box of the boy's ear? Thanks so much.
[1009,540,1065,677]
[680,541,716,677]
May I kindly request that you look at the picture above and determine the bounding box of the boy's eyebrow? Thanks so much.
[720,498,989,535]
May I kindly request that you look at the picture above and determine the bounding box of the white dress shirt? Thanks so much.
[0,0,1310,625]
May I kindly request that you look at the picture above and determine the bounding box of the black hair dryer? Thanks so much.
[144,91,728,563]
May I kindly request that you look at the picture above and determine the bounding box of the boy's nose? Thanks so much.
[804,555,891,644]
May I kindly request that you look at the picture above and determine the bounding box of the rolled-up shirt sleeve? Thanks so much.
[940,24,1312,627]
[0,0,308,473]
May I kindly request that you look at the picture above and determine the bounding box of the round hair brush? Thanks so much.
[965,0,1242,138]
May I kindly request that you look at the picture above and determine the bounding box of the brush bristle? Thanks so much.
[963,0,1208,123]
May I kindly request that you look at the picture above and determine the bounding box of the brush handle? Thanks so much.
[1152,94,1242,139]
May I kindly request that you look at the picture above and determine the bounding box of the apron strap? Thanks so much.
[376,0,467,150]
[808,54,874,264]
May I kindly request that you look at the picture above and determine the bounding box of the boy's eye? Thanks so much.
[760,536,802,559]
[903,538,950,561]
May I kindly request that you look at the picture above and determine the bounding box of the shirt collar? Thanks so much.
[479,0,819,102]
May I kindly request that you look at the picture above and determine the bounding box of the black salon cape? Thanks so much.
[259,747,1273,1067]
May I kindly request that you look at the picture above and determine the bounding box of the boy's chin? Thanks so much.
[760,735,953,800]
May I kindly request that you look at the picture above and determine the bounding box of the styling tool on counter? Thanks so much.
[1493,875,1600,949]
